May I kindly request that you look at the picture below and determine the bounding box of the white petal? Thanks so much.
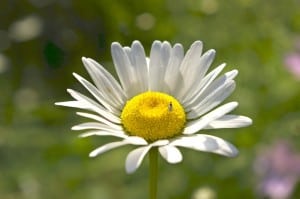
[125,145,152,174]
[182,63,226,104]
[187,80,236,119]
[160,41,172,68]
[170,134,238,157]
[151,139,170,146]
[73,73,120,114]
[76,112,122,130]
[67,89,121,124]
[159,145,183,164]
[184,69,238,109]
[126,136,148,145]
[111,42,140,97]
[149,41,166,91]
[89,141,129,157]
[183,102,238,135]
[81,57,126,106]
[204,115,253,129]
[72,122,121,131]
[88,136,147,159]
[164,43,184,95]
[180,41,203,76]
[177,41,203,99]
[79,130,127,138]
[180,49,216,100]
[55,100,89,109]
[131,41,149,92]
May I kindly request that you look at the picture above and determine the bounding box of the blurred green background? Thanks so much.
[1,0,300,198]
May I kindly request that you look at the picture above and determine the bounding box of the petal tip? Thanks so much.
[111,42,121,49]
[228,148,239,157]
[89,151,97,158]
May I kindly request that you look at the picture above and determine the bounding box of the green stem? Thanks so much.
[149,147,158,199]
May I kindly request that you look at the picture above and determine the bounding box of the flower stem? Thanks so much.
[149,147,158,199]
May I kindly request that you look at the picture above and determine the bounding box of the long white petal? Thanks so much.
[177,41,203,99]
[131,41,149,92]
[179,41,203,76]
[204,115,253,129]
[159,145,183,164]
[67,89,121,123]
[182,63,226,104]
[124,139,167,174]
[89,136,147,159]
[82,57,126,106]
[125,145,152,174]
[89,141,130,157]
[126,136,148,145]
[164,43,184,95]
[76,112,122,130]
[72,122,121,131]
[160,41,172,68]
[187,80,236,119]
[170,134,238,157]
[111,42,140,97]
[183,102,238,135]
[79,130,127,138]
[149,41,167,91]
[180,49,216,100]
[55,100,89,109]
[151,139,170,146]
[73,73,120,114]
[184,69,238,108]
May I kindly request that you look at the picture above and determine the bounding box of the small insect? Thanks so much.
[168,102,173,112]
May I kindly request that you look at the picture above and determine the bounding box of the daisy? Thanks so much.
[56,40,252,174]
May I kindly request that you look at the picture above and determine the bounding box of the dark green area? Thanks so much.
[1,0,300,198]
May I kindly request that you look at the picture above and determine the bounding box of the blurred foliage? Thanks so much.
[0,0,300,198]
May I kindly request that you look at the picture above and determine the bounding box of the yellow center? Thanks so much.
[121,92,186,142]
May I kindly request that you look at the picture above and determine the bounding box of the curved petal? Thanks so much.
[160,41,172,68]
[111,42,140,97]
[73,73,120,114]
[76,112,122,130]
[187,80,236,119]
[126,136,148,145]
[81,57,126,106]
[131,41,149,92]
[170,134,238,157]
[204,115,253,129]
[151,139,170,146]
[149,41,169,91]
[177,41,203,99]
[125,145,152,174]
[179,41,203,77]
[183,102,238,135]
[67,89,121,123]
[159,145,183,164]
[72,122,122,131]
[179,49,216,100]
[79,130,127,138]
[89,140,130,157]
[89,136,148,159]
[184,69,238,109]
[55,100,89,109]
[164,43,184,95]
[182,63,226,105]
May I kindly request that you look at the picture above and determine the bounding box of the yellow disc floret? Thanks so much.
[121,92,186,142]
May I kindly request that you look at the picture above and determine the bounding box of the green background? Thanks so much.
[1,0,300,198]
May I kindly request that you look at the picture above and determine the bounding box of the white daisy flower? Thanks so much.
[56,40,252,174]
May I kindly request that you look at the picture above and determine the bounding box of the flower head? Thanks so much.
[56,40,252,173]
